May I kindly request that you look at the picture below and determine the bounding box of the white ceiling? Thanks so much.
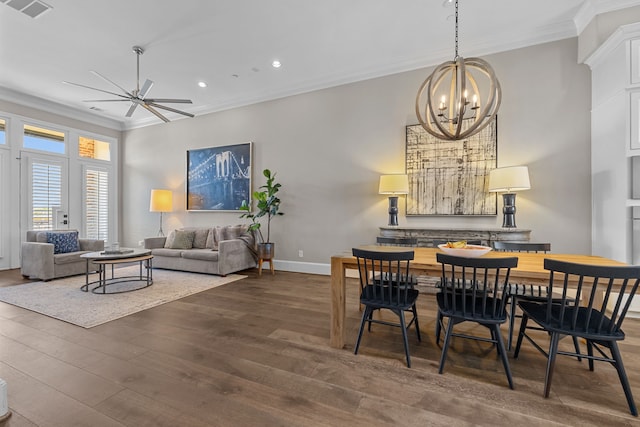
[0,0,637,130]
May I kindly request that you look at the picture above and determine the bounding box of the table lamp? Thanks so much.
[488,166,530,228]
[379,174,409,226]
[149,189,173,236]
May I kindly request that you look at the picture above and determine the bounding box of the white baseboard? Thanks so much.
[270,259,359,278]
[272,260,330,275]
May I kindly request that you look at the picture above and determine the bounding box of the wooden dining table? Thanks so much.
[329,246,627,349]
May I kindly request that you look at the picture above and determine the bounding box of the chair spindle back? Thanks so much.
[353,248,414,306]
[437,253,518,319]
[543,259,640,336]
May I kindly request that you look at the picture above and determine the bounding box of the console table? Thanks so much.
[379,226,531,247]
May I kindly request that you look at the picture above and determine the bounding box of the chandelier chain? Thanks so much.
[454,0,459,59]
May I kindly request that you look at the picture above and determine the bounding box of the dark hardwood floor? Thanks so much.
[1,268,640,426]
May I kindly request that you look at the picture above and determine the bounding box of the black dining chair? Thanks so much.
[352,248,421,367]
[435,253,518,388]
[376,237,418,287]
[491,241,575,351]
[514,259,640,416]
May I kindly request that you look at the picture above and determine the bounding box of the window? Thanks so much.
[79,136,111,161]
[23,124,65,154]
[0,118,5,145]
[84,167,109,240]
[31,161,62,230]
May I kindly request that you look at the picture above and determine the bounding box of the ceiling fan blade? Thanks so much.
[144,98,192,104]
[63,81,130,99]
[125,102,139,118]
[147,102,195,118]
[90,70,132,97]
[139,79,154,99]
[141,104,169,122]
[82,99,131,102]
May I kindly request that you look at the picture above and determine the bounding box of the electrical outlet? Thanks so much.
[298,249,304,258]
[138,240,144,247]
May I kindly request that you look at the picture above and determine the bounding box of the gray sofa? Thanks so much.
[144,225,257,276]
[21,229,104,281]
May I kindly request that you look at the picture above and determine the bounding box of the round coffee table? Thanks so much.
[81,248,153,294]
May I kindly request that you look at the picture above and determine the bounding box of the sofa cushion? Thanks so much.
[47,231,80,254]
[206,226,221,250]
[181,249,219,262]
[192,228,209,249]
[170,230,195,249]
[151,248,183,257]
[54,250,88,264]
[164,230,176,248]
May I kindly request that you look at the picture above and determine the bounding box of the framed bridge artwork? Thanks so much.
[186,142,253,211]
[405,118,497,216]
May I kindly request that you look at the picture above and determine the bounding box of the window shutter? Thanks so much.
[85,168,109,240]
[31,162,62,230]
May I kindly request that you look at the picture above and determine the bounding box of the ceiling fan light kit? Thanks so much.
[64,45,195,123]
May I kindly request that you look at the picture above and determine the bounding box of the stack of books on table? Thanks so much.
[101,248,134,255]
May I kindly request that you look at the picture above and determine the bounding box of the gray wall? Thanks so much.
[121,37,592,269]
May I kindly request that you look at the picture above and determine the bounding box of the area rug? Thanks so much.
[0,267,246,328]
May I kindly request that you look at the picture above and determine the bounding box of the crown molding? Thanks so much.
[575,0,640,34]
[165,20,578,129]
[4,2,629,132]
[584,21,640,68]
[574,0,598,34]
[0,86,124,131]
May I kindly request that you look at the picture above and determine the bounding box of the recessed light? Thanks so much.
[272,60,281,68]
[197,81,207,88]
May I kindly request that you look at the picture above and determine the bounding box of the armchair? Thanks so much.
[21,230,104,281]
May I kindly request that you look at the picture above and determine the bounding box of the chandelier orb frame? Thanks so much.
[415,0,501,141]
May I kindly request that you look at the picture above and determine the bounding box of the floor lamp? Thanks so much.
[150,189,173,236]
[488,166,530,228]
[379,174,409,226]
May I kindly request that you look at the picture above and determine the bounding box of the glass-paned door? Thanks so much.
[84,166,109,240]
[21,153,68,231]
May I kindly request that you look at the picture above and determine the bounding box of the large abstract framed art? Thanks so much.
[186,142,252,211]
[405,118,497,216]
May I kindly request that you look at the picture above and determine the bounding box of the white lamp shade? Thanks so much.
[488,166,531,193]
[379,174,409,194]
[150,189,173,212]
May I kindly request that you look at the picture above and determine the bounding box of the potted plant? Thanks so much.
[239,168,284,261]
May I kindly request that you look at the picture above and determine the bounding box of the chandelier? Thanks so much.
[415,0,501,141]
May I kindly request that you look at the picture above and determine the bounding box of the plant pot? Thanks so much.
[258,242,275,260]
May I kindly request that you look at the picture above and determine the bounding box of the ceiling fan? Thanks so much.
[64,45,194,123]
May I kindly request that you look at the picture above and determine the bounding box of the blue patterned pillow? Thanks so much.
[47,231,80,254]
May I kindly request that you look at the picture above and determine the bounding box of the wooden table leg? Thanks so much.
[330,256,347,349]
[258,258,275,276]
